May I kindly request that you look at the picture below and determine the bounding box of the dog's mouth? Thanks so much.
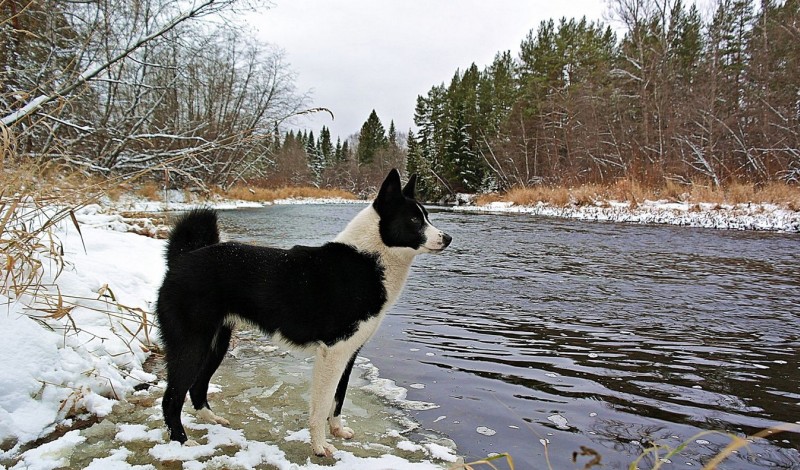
[425,233,452,253]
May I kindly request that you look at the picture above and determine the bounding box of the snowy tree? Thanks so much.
[319,126,334,163]
[0,0,305,188]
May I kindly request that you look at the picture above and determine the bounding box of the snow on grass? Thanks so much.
[454,199,800,232]
[1,205,164,457]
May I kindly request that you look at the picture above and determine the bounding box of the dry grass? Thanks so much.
[1,139,156,353]
[629,423,800,470]
[479,180,800,209]
[217,185,358,202]
[135,181,163,201]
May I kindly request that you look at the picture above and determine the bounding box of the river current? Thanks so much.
[218,204,800,469]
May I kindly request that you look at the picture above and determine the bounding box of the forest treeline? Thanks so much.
[2,0,799,199]
[408,0,800,199]
[262,110,406,193]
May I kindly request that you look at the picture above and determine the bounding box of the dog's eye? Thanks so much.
[410,217,422,226]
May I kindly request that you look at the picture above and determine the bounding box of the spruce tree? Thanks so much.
[356,110,389,165]
[319,126,334,163]
[305,130,316,155]
[334,137,343,162]
[341,140,351,161]
[406,129,433,199]
[305,130,325,185]
[388,120,398,148]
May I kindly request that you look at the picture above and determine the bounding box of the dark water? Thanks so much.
[218,204,800,469]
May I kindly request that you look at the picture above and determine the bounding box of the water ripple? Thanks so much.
[219,206,800,469]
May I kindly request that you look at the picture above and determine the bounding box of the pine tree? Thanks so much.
[319,126,334,163]
[305,130,316,156]
[341,140,351,161]
[709,0,755,114]
[405,129,430,197]
[388,120,398,148]
[479,51,518,137]
[284,130,296,149]
[270,123,282,153]
[356,110,389,165]
[305,130,326,185]
[334,137,343,162]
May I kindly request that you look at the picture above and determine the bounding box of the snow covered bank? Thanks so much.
[105,189,366,215]
[1,204,164,458]
[451,199,800,232]
[0,201,455,469]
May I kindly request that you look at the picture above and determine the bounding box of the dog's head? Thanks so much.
[373,169,452,254]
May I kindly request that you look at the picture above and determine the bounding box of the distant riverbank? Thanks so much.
[450,198,800,232]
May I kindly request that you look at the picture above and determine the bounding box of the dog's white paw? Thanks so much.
[185,439,200,447]
[312,442,338,458]
[331,425,355,439]
[196,407,230,426]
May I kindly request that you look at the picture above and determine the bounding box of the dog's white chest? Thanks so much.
[381,262,411,310]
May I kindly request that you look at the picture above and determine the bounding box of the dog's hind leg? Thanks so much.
[328,349,360,439]
[309,345,352,457]
[162,338,210,444]
[190,324,232,426]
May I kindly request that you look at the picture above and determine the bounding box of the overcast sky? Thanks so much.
[250,0,610,141]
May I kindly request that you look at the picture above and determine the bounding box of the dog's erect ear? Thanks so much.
[402,174,417,199]
[374,169,403,211]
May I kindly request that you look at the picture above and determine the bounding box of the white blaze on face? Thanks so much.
[418,203,450,252]
[423,223,449,252]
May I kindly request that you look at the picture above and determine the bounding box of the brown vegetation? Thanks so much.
[216,185,358,203]
[476,181,800,209]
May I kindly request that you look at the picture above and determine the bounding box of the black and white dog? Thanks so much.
[156,169,451,457]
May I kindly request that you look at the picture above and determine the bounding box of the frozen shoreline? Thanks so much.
[111,188,800,233]
[0,198,455,470]
[448,198,800,233]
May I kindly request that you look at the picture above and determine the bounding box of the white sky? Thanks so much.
[250,0,610,141]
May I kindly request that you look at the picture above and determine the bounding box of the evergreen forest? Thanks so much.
[408,0,800,199]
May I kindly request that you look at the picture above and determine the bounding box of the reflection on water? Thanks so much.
[219,205,800,469]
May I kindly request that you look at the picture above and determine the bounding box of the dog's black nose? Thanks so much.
[442,233,452,248]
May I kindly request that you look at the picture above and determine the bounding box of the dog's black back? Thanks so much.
[159,224,388,346]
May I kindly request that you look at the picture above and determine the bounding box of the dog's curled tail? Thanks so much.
[166,208,220,268]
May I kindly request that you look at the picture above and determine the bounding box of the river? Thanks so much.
[217,204,800,469]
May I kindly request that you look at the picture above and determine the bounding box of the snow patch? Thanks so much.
[284,428,311,443]
[10,430,86,470]
[547,414,570,430]
[115,424,164,443]
[356,357,439,411]
[453,199,800,232]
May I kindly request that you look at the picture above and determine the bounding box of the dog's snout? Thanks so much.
[442,232,452,248]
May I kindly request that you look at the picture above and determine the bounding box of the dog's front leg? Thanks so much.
[328,349,359,439]
[309,345,350,457]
